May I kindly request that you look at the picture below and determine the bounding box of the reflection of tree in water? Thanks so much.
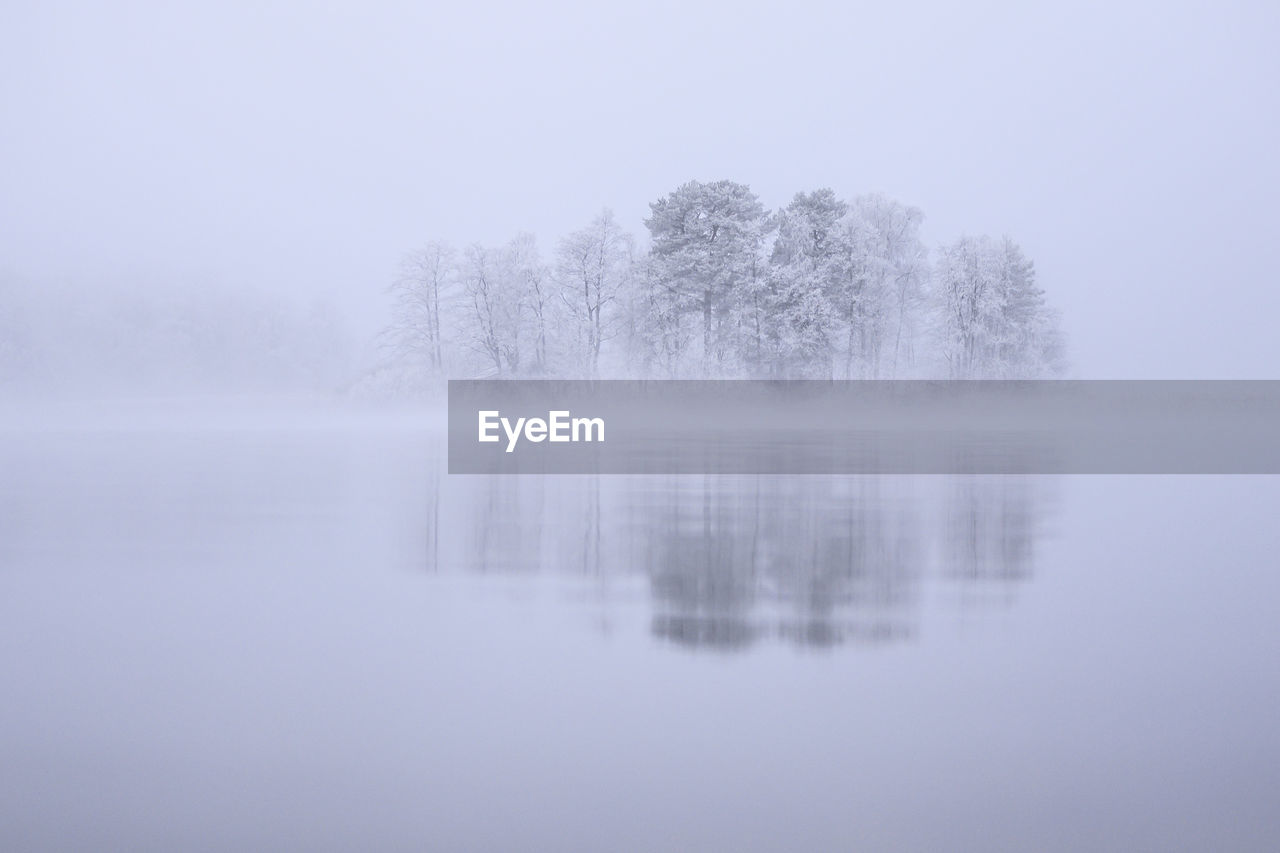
[434,472,1055,652]
[940,476,1055,610]
[644,478,762,650]
[441,476,601,576]
[642,477,923,652]
[456,476,547,574]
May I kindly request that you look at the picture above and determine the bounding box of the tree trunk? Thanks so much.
[703,289,713,372]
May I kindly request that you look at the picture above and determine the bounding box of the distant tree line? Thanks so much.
[0,277,350,394]
[379,180,1066,386]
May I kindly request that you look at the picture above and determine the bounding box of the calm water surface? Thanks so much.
[1,415,1277,851]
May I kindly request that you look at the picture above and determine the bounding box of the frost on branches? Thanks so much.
[378,181,1067,384]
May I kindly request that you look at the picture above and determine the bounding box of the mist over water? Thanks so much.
[2,416,1278,850]
[4,0,1280,849]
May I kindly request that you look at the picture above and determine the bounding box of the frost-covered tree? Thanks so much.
[555,210,634,377]
[933,235,1065,378]
[643,180,770,374]
[830,195,929,378]
[763,189,847,376]
[851,195,928,376]
[453,235,553,377]
[460,244,518,376]
[501,233,551,374]
[385,241,455,373]
[630,250,694,377]
[377,181,1066,385]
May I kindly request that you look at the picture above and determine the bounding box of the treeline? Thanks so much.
[379,179,1066,386]
[0,277,351,395]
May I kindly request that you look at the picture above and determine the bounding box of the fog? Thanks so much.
[4,0,1279,390]
[3,427,1278,850]
[4,3,1280,850]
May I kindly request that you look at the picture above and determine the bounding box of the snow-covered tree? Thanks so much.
[460,243,518,376]
[763,189,847,376]
[933,235,1065,378]
[376,181,1066,384]
[452,235,554,377]
[643,180,770,374]
[555,210,634,377]
[830,195,929,378]
[630,250,694,377]
[501,233,551,374]
[385,241,455,373]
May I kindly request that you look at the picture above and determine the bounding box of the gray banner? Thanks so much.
[447,380,1280,474]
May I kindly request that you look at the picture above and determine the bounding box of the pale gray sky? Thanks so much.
[3,0,1277,377]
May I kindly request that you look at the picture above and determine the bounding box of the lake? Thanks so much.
[2,410,1278,851]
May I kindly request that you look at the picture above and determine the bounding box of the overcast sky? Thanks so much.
[3,0,1277,377]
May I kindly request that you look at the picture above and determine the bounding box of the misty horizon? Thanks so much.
[5,1,1280,391]
[3,3,1279,851]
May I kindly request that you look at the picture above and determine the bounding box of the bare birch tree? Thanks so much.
[460,243,513,375]
[556,209,634,377]
[503,233,550,374]
[385,241,454,372]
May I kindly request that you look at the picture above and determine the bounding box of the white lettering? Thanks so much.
[548,410,571,442]
[572,416,605,443]
[479,410,604,452]
[502,416,526,453]
[478,411,500,442]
